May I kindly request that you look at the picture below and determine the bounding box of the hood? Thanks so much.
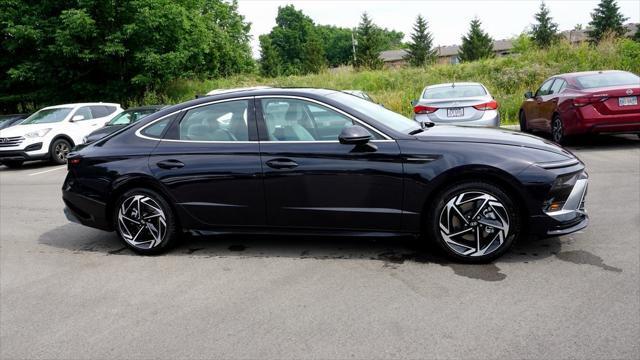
[416,125,574,158]
[0,123,57,137]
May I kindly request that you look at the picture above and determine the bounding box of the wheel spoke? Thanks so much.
[117,194,167,250]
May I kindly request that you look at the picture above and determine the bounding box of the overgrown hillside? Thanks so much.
[153,39,640,124]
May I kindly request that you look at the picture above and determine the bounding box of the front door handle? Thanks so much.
[266,158,298,169]
[156,159,184,169]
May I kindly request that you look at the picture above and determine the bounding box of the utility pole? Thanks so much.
[352,29,357,64]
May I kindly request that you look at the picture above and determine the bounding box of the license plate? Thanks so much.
[447,108,464,117]
[619,96,638,106]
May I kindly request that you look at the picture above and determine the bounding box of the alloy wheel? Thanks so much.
[438,191,510,257]
[55,142,70,162]
[117,194,167,249]
[552,117,563,143]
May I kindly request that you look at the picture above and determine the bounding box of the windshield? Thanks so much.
[22,108,72,124]
[576,72,640,89]
[422,85,487,99]
[328,92,420,134]
[108,109,156,125]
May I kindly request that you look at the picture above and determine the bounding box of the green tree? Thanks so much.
[354,12,384,69]
[379,28,405,50]
[634,26,640,42]
[531,1,559,48]
[405,15,436,66]
[259,35,282,77]
[316,25,353,67]
[458,18,494,62]
[0,0,255,112]
[588,0,629,43]
[261,5,325,75]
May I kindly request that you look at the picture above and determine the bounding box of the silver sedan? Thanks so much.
[412,82,500,127]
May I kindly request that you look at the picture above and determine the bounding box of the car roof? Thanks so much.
[124,105,168,111]
[41,103,121,110]
[206,86,271,96]
[555,70,631,79]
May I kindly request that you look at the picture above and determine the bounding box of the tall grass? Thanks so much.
[145,39,640,124]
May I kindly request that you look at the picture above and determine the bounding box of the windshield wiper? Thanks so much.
[409,128,424,135]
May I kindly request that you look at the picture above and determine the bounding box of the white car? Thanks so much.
[0,103,122,168]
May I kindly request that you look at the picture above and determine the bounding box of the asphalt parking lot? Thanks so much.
[1,134,639,359]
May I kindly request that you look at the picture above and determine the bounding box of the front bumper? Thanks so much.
[0,148,49,162]
[530,170,589,237]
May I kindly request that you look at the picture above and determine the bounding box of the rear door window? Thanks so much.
[90,106,117,118]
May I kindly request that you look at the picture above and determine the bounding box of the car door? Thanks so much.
[528,79,555,130]
[148,98,265,229]
[257,96,404,231]
[68,106,99,143]
[539,78,566,131]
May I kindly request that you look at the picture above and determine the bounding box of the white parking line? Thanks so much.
[28,166,67,176]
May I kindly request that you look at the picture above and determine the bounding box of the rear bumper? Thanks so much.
[62,188,112,231]
[415,111,500,127]
[572,107,640,135]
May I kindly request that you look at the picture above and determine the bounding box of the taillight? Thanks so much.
[414,105,438,114]
[473,100,499,110]
[573,96,608,107]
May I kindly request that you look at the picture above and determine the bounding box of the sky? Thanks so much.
[237,0,640,58]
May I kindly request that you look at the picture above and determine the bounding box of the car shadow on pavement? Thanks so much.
[39,223,621,282]
[0,160,56,171]
[565,134,639,151]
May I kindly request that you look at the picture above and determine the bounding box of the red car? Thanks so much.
[519,70,640,143]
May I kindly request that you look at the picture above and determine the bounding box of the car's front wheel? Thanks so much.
[114,188,178,255]
[426,182,520,263]
[50,138,72,165]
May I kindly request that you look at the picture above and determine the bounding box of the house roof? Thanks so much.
[379,49,407,62]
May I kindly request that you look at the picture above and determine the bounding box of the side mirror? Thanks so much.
[410,99,418,107]
[339,125,372,145]
[524,91,533,99]
[70,114,85,122]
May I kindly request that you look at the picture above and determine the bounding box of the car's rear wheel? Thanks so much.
[519,110,530,133]
[2,160,24,168]
[114,188,178,255]
[551,115,565,144]
[50,138,72,165]
[426,182,520,263]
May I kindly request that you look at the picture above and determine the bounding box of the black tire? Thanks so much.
[519,110,530,133]
[2,160,24,168]
[50,138,72,165]
[426,181,521,263]
[114,188,178,255]
[551,115,565,144]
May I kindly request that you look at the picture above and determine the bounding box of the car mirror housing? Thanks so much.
[524,91,534,99]
[70,115,85,122]
[339,125,372,145]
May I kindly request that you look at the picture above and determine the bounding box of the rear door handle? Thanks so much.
[266,158,298,169]
[156,159,184,169]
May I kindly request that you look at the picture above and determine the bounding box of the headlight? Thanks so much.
[543,171,585,212]
[24,128,52,138]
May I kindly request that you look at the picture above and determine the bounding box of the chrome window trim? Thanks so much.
[256,95,393,140]
[135,94,395,143]
[135,97,254,142]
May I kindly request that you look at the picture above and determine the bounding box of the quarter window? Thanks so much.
[261,98,381,141]
[178,100,249,141]
[141,116,174,139]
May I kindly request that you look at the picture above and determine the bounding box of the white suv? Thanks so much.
[0,103,122,168]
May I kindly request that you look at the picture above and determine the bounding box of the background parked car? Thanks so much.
[83,105,166,144]
[519,70,640,143]
[412,82,500,127]
[0,114,29,130]
[0,103,122,168]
